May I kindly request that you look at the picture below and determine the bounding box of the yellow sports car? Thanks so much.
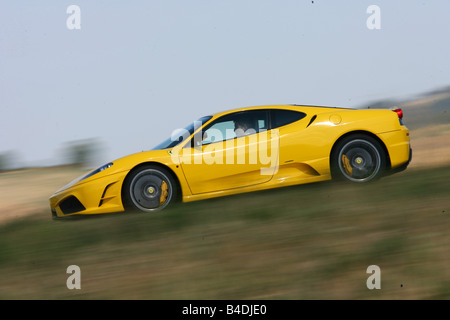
[49,104,412,217]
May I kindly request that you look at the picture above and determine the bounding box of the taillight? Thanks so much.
[392,107,403,119]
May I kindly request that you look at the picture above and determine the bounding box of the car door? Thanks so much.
[269,109,324,178]
[178,110,279,194]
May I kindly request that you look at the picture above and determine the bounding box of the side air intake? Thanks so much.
[306,115,317,127]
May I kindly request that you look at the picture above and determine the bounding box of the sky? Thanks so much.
[1,0,450,168]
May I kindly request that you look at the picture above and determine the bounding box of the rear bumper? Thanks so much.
[378,127,411,169]
[387,147,412,176]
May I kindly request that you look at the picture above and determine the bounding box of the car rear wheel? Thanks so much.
[331,134,386,183]
[122,165,178,213]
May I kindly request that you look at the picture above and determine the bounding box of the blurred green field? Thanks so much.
[0,165,450,299]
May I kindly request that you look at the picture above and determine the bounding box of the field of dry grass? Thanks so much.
[0,166,87,225]
[408,124,450,168]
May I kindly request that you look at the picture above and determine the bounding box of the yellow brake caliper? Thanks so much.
[341,154,353,176]
[159,181,168,205]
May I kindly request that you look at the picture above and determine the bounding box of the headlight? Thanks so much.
[80,162,113,181]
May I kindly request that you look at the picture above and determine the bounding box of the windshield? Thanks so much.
[152,115,213,150]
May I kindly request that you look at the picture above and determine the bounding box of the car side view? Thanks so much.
[49,105,412,217]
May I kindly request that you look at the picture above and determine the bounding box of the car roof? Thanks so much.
[209,104,354,119]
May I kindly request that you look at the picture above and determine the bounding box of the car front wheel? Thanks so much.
[122,165,178,213]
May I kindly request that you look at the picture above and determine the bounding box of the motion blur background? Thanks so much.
[1,1,450,299]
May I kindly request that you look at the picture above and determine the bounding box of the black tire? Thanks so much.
[122,165,178,213]
[331,134,387,183]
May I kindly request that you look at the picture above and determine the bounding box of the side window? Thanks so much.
[200,110,269,145]
[202,120,236,144]
[271,109,306,129]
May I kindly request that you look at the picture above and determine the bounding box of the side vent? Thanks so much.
[306,115,317,128]
[98,182,117,207]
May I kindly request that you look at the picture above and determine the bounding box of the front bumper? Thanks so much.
[49,170,128,218]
